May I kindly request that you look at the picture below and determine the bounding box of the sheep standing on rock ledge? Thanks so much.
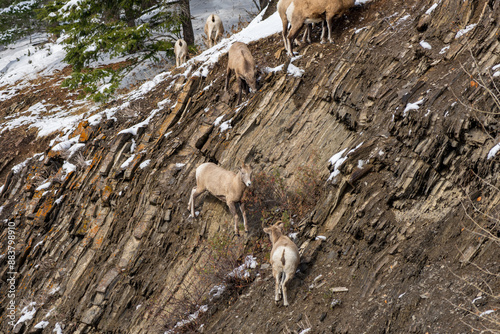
[225,42,257,104]
[204,14,224,48]
[188,162,253,236]
[285,0,354,56]
[264,221,300,307]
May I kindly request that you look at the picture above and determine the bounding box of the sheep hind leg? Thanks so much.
[281,271,292,306]
[301,24,311,44]
[274,270,282,304]
[320,20,328,44]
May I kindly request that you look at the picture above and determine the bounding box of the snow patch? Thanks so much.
[403,99,425,116]
[139,160,151,169]
[328,143,363,181]
[487,143,500,159]
[15,302,37,327]
[36,181,52,191]
[34,320,50,329]
[455,24,477,39]
[53,322,63,334]
[229,255,258,279]
[419,40,432,49]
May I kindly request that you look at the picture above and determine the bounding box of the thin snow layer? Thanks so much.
[328,148,348,180]
[165,305,209,334]
[34,320,50,329]
[487,143,500,159]
[403,99,424,116]
[455,24,477,39]
[118,108,161,136]
[210,284,226,300]
[0,35,67,86]
[425,1,441,15]
[229,255,258,279]
[121,154,136,169]
[36,181,52,191]
[11,153,44,174]
[15,302,37,327]
[0,101,83,138]
[53,323,63,334]
[62,161,77,176]
[139,159,151,169]
[328,143,364,181]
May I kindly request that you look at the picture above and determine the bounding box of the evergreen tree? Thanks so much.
[39,0,194,101]
[0,0,48,45]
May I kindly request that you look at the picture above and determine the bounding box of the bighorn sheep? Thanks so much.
[264,221,300,307]
[278,0,316,54]
[188,162,253,236]
[204,14,224,48]
[174,39,188,67]
[225,42,257,104]
[285,0,354,56]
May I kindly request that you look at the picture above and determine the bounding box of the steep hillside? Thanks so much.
[1,0,500,333]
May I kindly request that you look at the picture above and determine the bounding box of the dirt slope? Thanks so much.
[0,0,499,333]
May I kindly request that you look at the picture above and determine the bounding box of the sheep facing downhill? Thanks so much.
[225,42,257,104]
[264,221,300,307]
[188,162,253,236]
[204,14,224,48]
[285,0,354,56]
[278,0,317,55]
[174,39,188,67]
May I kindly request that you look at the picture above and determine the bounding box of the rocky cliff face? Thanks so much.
[1,0,500,333]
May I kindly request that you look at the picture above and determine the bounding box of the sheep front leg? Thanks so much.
[237,77,243,104]
[189,187,202,218]
[227,201,240,236]
[281,19,290,54]
[239,202,249,234]
[326,17,334,43]
[225,67,231,92]
[287,20,304,56]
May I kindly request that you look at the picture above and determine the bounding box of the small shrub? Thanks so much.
[243,157,323,229]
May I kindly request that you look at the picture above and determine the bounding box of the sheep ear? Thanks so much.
[263,227,271,234]
[277,222,284,230]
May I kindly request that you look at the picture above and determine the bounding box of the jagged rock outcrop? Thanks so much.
[1,0,499,333]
